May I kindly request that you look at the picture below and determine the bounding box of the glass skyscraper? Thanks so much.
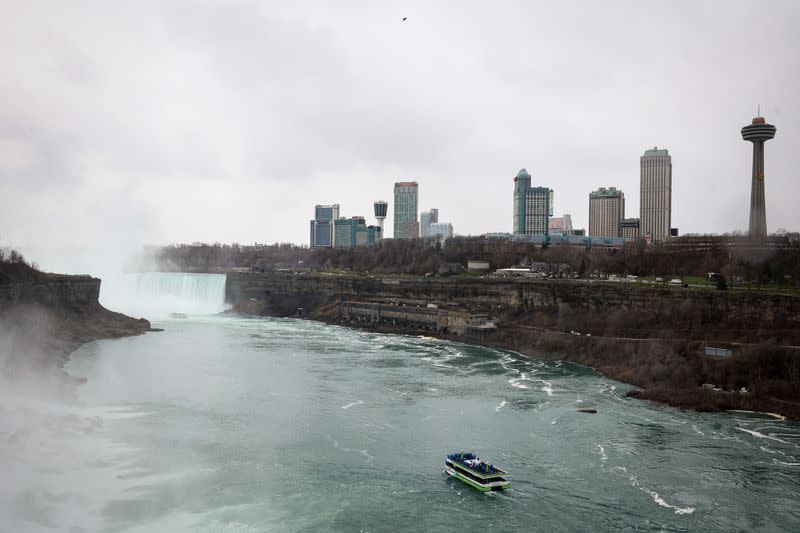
[309,204,340,247]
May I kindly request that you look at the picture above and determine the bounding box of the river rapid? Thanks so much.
[4,274,800,532]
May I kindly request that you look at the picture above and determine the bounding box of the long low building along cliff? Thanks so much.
[341,301,496,335]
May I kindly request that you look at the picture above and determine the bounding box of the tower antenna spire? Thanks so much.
[757,104,760,118]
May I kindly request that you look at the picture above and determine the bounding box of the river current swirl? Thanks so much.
[40,314,796,532]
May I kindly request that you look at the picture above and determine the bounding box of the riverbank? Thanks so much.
[0,266,152,392]
[300,310,800,419]
[226,271,800,419]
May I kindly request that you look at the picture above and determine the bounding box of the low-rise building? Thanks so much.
[621,218,640,240]
[467,259,490,272]
[429,222,453,243]
[549,214,575,235]
[437,262,465,275]
[341,301,494,336]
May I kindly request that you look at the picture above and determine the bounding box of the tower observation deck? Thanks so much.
[373,200,388,235]
[741,116,777,239]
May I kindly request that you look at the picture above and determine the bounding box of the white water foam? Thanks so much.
[495,400,508,412]
[736,427,793,446]
[498,354,517,368]
[729,410,787,421]
[508,374,530,389]
[341,400,364,410]
[629,475,695,515]
[596,444,608,464]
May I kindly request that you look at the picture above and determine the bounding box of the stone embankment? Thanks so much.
[226,271,800,418]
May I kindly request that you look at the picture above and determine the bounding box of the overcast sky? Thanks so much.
[1,0,798,253]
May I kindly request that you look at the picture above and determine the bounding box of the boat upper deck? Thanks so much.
[446,452,508,480]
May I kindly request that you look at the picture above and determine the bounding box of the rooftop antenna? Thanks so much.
[757,104,760,118]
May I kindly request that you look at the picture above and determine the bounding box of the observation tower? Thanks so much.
[741,114,777,239]
[373,200,388,237]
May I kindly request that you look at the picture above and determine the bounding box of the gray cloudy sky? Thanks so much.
[1,0,799,250]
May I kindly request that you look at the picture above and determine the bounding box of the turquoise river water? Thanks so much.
[4,273,800,532]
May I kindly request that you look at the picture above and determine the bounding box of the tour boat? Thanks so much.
[444,452,510,492]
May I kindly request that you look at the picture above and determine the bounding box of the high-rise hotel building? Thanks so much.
[588,187,624,238]
[309,204,340,247]
[513,169,553,235]
[640,147,672,239]
[393,181,419,239]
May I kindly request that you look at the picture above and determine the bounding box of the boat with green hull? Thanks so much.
[445,452,509,492]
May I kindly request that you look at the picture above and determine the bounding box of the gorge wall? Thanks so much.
[225,272,800,345]
[0,273,152,380]
[226,271,800,417]
[0,275,102,308]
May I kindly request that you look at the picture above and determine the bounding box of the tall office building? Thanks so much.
[741,115,777,239]
[589,187,624,238]
[512,168,553,235]
[393,181,419,239]
[309,204,340,247]
[640,147,672,240]
[420,208,439,238]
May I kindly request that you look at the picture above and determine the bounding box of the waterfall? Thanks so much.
[100,272,228,318]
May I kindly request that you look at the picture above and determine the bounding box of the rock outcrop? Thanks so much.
[0,273,151,385]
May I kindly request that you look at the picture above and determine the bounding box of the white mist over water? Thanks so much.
[100,272,228,319]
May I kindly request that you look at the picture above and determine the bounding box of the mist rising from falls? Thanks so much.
[100,272,228,319]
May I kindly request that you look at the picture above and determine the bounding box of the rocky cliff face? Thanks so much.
[226,272,800,345]
[0,274,151,381]
[0,275,102,308]
[226,271,800,418]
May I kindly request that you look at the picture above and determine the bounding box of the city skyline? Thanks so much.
[1,2,798,255]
